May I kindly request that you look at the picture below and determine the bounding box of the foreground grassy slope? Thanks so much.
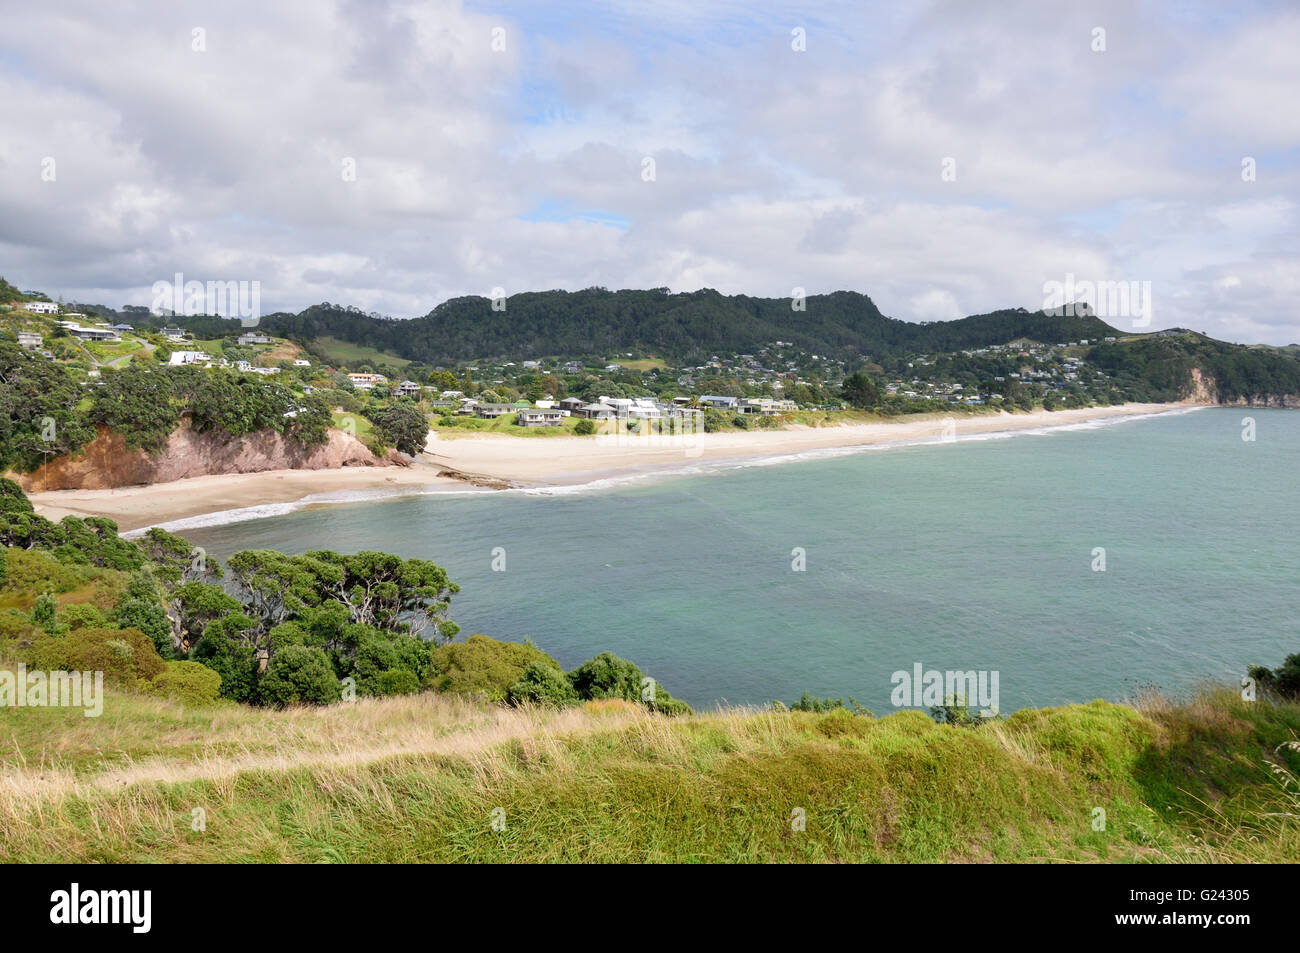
[1,680,1296,863]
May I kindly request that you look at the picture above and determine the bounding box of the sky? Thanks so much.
[1,0,1298,343]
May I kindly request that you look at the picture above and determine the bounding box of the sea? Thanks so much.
[175,406,1299,714]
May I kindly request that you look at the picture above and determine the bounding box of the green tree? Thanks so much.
[840,371,881,409]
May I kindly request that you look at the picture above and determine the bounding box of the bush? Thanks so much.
[259,645,342,707]
[568,651,645,701]
[430,634,561,701]
[2,548,84,594]
[58,603,106,631]
[507,661,578,707]
[27,626,166,686]
[1250,654,1300,700]
[150,660,222,705]
[114,598,172,657]
[574,418,596,435]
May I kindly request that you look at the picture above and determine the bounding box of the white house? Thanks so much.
[168,350,212,366]
[17,331,42,348]
[238,332,272,346]
[23,301,59,314]
[293,359,311,367]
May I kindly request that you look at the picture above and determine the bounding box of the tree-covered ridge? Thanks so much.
[0,479,687,712]
[255,290,1121,364]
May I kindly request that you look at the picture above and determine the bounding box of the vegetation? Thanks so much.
[0,682,1295,862]
[0,479,682,717]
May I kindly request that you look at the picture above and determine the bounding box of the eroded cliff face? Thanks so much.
[9,419,409,491]
[1189,367,1300,408]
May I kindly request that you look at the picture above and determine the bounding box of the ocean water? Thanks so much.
[179,407,1299,714]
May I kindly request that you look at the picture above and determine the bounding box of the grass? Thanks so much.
[432,415,584,438]
[0,679,1296,863]
[331,411,373,436]
[616,358,666,372]
[314,336,412,369]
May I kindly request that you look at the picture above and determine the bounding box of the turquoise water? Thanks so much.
[180,408,1299,713]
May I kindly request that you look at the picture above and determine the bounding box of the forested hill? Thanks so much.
[257,288,1121,363]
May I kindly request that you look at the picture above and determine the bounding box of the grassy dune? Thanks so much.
[1,682,1297,863]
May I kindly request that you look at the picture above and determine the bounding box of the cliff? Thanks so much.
[1189,367,1300,407]
[9,419,407,491]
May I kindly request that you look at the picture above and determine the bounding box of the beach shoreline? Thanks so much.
[29,402,1204,532]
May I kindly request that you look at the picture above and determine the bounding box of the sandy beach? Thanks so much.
[29,402,1198,532]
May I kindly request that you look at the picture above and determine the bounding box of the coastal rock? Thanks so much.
[9,419,407,492]
[1189,367,1300,407]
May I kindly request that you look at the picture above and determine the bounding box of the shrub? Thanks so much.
[507,661,578,707]
[1250,654,1300,700]
[150,660,222,705]
[114,598,173,657]
[191,632,259,704]
[259,645,342,707]
[568,651,645,701]
[58,603,106,631]
[28,626,166,686]
[430,634,561,701]
[573,418,596,435]
[2,548,84,595]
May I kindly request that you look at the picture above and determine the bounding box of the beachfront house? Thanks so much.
[558,396,585,414]
[516,408,564,428]
[737,398,797,416]
[576,401,617,419]
[475,403,519,419]
[699,395,739,410]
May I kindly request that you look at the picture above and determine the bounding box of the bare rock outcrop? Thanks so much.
[10,419,409,491]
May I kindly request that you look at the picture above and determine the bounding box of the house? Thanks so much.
[64,324,120,341]
[563,361,583,374]
[558,397,586,413]
[394,380,422,396]
[347,373,387,390]
[534,399,557,409]
[737,398,796,416]
[23,301,59,314]
[161,327,186,340]
[440,390,464,399]
[522,360,540,370]
[237,332,272,346]
[112,323,134,332]
[17,332,42,348]
[576,401,617,419]
[604,363,622,371]
[475,403,519,419]
[293,359,311,367]
[516,408,564,428]
[168,350,212,366]
[699,395,739,410]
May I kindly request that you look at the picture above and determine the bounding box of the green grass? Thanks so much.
[432,415,583,437]
[331,411,373,436]
[314,336,412,369]
[0,681,1296,863]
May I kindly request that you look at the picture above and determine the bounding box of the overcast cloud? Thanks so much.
[1,0,1297,343]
